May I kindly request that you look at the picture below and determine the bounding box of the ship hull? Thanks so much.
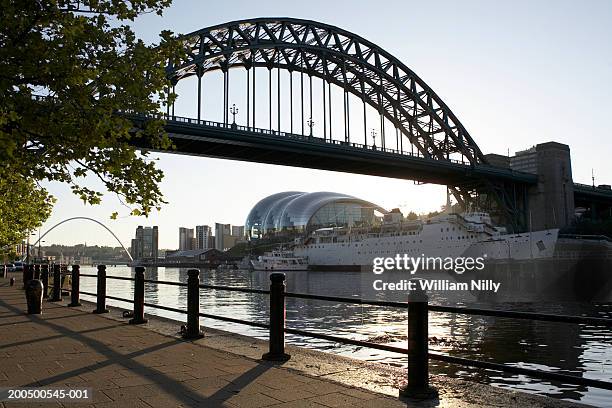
[294,223,612,300]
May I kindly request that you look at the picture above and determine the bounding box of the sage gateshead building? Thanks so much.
[245,192,386,239]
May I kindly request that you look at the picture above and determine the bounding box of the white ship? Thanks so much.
[293,212,560,268]
[251,250,309,271]
[293,210,612,300]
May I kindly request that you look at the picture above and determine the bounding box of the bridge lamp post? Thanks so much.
[307,117,315,137]
[230,104,239,128]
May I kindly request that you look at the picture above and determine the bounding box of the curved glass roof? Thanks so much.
[245,191,386,237]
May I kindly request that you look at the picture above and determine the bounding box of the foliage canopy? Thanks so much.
[0,0,181,249]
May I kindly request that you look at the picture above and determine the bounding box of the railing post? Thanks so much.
[400,281,438,399]
[22,264,29,289]
[183,269,204,339]
[41,264,49,298]
[93,265,109,314]
[129,266,148,325]
[68,265,81,307]
[262,273,290,361]
[50,264,62,302]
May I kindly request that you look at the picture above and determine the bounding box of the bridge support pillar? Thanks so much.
[523,143,575,230]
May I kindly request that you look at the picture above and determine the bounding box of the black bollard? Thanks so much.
[25,279,44,314]
[183,269,204,339]
[93,265,109,314]
[129,266,147,324]
[41,264,49,299]
[262,273,290,361]
[68,265,81,307]
[399,280,438,399]
[10,277,15,286]
[50,264,62,302]
[34,264,41,280]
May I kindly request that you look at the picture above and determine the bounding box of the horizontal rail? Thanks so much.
[427,305,612,326]
[144,279,186,287]
[79,289,266,328]
[285,291,404,307]
[105,294,133,304]
[285,292,612,327]
[199,283,270,295]
[82,273,267,294]
[144,302,185,314]
[199,312,269,329]
[106,275,136,282]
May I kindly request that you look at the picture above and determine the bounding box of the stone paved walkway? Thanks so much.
[0,276,407,408]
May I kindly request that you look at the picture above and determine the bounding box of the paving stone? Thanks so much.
[262,387,318,402]
[307,392,367,407]
[102,385,158,401]
[227,392,283,408]
[269,400,329,408]
[92,398,151,408]
[295,381,347,396]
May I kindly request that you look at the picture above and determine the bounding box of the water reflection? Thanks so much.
[78,266,612,407]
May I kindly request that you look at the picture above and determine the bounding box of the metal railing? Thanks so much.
[126,111,473,167]
[20,263,612,397]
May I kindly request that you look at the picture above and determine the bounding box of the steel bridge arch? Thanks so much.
[26,217,133,262]
[167,17,488,166]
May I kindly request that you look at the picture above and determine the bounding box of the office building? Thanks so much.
[196,225,213,250]
[231,225,245,240]
[215,223,231,251]
[179,227,195,251]
[131,226,159,261]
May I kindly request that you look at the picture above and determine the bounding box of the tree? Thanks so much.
[0,173,54,253]
[0,0,183,247]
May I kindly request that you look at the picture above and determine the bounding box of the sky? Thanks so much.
[37,0,612,250]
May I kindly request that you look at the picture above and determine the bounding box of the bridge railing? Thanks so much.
[124,110,477,166]
[24,263,612,396]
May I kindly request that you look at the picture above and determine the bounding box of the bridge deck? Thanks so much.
[127,113,538,186]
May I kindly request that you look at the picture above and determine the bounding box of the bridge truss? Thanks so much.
[158,18,532,230]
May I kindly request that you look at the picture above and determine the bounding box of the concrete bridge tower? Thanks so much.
[510,142,575,230]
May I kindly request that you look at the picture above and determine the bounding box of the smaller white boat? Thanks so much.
[251,250,309,271]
